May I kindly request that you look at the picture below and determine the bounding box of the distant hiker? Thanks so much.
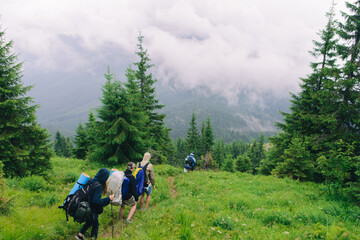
[75,168,114,240]
[184,153,196,172]
[119,162,138,224]
[137,152,156,211]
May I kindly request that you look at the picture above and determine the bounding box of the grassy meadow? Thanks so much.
[1,157,360,239]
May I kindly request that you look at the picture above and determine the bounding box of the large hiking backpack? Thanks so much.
[107,170,125,206]
[185,156,195,170]
[121,175,130,199]
[59,181,100,223]
[132,162,150,196]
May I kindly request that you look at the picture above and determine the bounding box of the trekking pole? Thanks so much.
[110,189,115,239]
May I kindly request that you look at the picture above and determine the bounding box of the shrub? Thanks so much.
[22,175,47,192]
[62,171,77,184]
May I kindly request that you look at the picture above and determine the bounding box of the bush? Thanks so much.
[62,171,78,184]
[22,175,47,192]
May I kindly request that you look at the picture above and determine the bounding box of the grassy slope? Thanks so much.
[1,157,359,240]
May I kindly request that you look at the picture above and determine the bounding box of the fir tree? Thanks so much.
[203,117,215,154]
[73,123,88,159]
[134,34,172,158]
[90,69,146,164]
[337,1,360,153]
[266,4,342,181]
[185,111,200,154]
[0,27,52,177]
[213,139,226,168]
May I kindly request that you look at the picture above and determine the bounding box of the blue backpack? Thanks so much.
[133,162,150,196]
[186,156,195,169]
[121,176,130,198]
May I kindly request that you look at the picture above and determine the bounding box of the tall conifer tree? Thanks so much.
[134,34,172,158]
[186,111,200,154]
[0,27,52,177]
[90,69,146,164]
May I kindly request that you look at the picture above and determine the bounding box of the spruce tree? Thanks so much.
[203,117,215,153]
[54,131,65,156]
[133,34,172,159]
[90,69,146,164]
[185,111,200,154]
[0,27,52,177]
[337,0,360,153]
[213,139,226,168]
[266,4,342,181]
[73,123,88,159]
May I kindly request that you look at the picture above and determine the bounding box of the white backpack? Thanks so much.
[107,170,125,206]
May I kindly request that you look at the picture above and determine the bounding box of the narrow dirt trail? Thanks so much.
[167,176,178,199]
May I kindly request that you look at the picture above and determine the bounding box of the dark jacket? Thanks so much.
[123,169,138,202]
[88,168,111,214]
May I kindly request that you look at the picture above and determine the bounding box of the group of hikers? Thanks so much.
[73,152,195,240]
[74,152,156,240]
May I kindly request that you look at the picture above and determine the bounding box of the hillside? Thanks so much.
[1,157,359,239]
[27,71,290,142]
[158,87,290,142]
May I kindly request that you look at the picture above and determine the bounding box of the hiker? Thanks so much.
[184,153,196,172]
[75,168,114,240]
[119,162,138,224]
[137,152,156,211]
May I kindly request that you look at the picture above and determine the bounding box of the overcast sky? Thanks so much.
[1,0,347,104]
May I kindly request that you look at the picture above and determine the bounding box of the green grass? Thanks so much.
[1,157,359,239]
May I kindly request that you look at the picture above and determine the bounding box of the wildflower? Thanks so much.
[284,231,290,235]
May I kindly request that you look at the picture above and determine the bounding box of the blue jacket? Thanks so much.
[88,168,111,214]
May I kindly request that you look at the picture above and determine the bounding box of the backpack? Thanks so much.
[132,162,150,196]
[186,156,195,169]
[107,170,125,206]
[59,181,101,223]
[121,175,130,199]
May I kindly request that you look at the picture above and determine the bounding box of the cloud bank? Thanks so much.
[1,0,346,103]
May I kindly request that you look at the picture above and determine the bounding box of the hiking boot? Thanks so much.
[75,234,84,240]
[125,219,132,224]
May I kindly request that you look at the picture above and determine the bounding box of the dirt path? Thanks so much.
[167,176,178,199]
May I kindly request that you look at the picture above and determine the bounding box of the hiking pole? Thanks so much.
[110,189,115,239]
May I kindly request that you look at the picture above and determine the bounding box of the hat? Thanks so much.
[140,152,151,166]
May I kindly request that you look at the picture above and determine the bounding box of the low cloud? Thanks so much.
[1,0,346,103]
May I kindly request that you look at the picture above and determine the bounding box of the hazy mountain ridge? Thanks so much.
[27,71,291,142]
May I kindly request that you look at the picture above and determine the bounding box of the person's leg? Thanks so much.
[90,213,99,239]
[139,193,145,209]
[144,194,151,209]
[77,213,93,239]
[80,219,92,235]
[119,205,125,220]
[127,202,138,220]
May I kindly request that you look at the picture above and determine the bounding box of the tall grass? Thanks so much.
[1,157,359,239]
